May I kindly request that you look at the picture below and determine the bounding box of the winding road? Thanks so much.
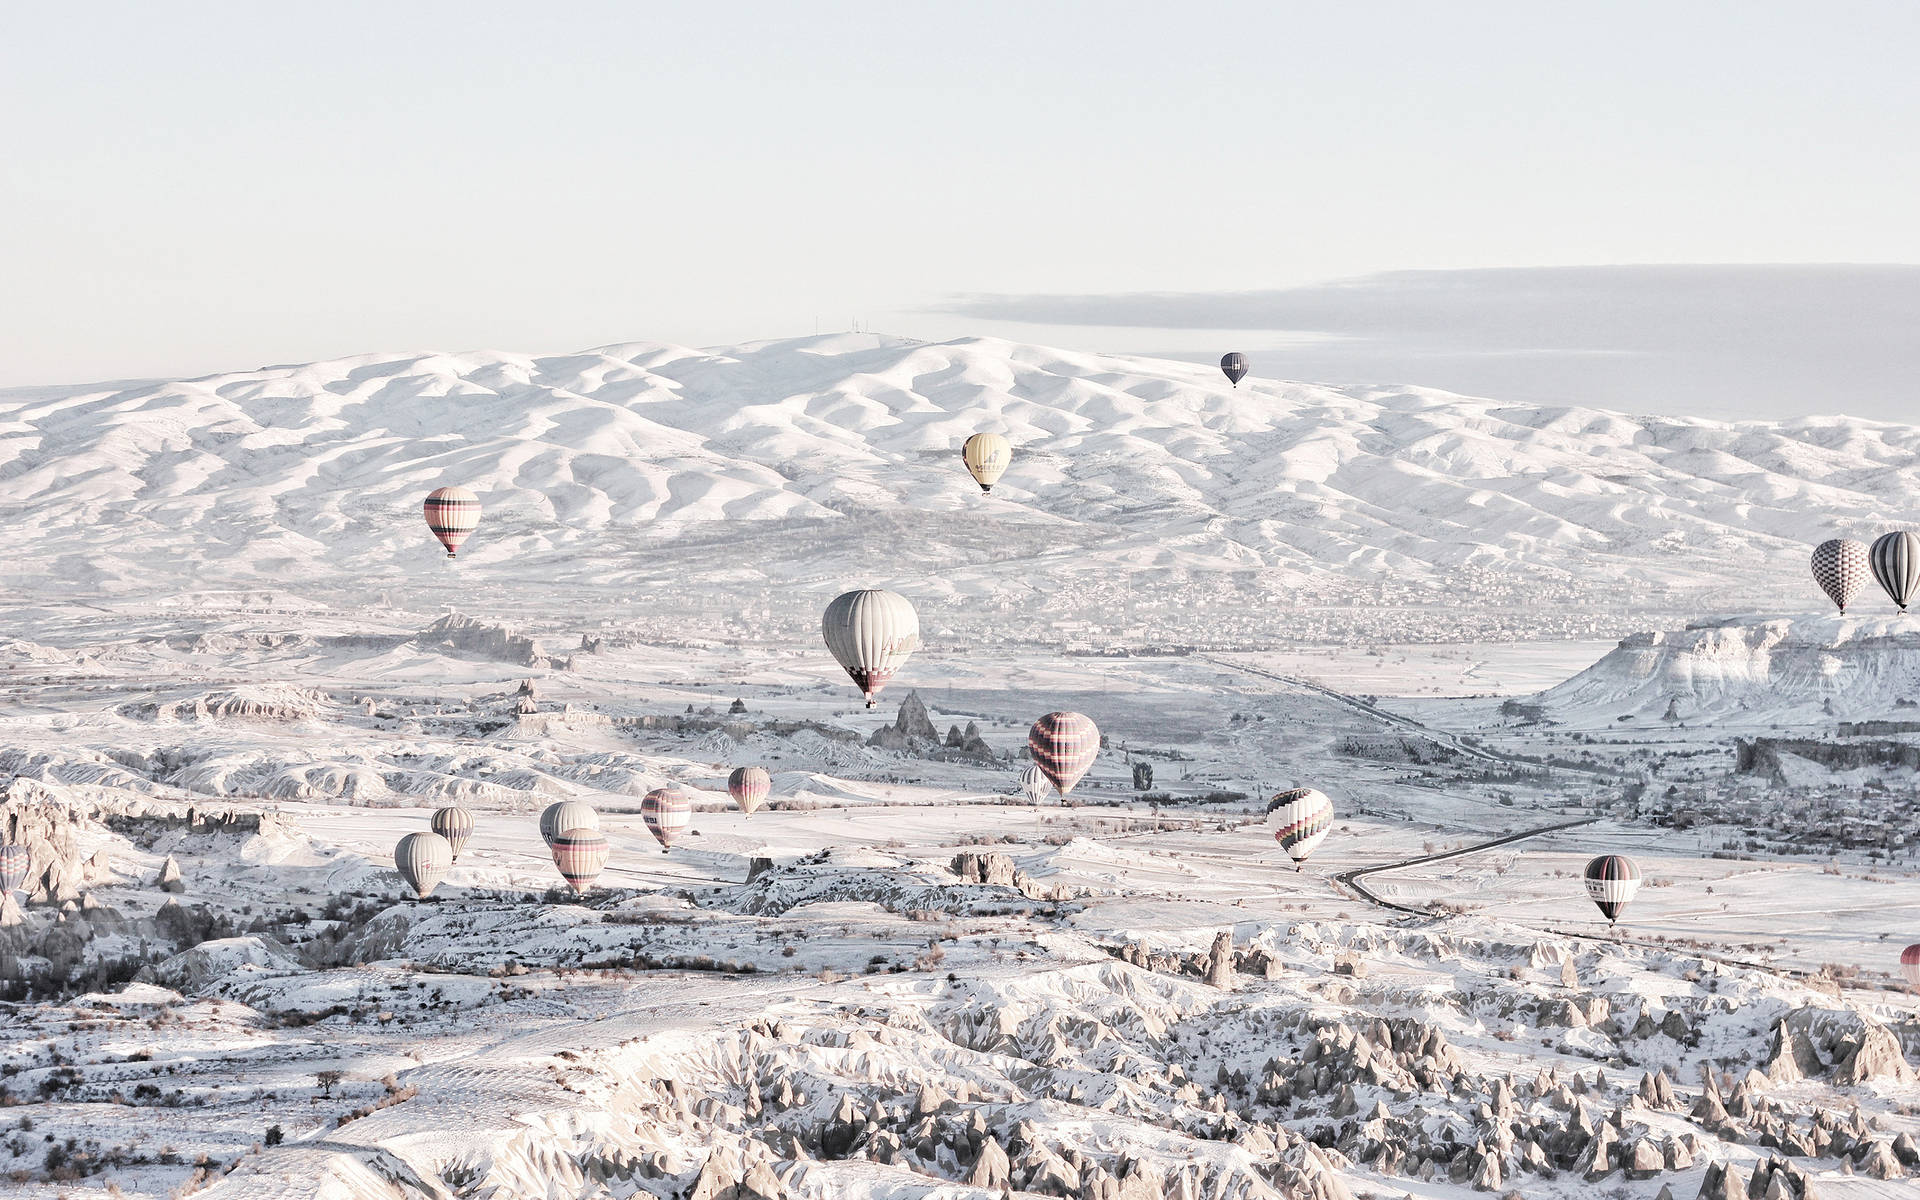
[1331,817,1598,915]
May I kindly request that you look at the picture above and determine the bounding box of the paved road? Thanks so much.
[1332,817,1599,915]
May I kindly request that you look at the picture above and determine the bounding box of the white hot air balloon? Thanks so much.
[540,800,599,849]
[962,432,1012,494]
[431,806,474,860]
[822,589,921,709]
[394,832,453,899]
[1019,763,1050,803]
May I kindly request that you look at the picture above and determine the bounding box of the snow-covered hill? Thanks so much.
[4,334,1917,636]
[1536,614,1920,724]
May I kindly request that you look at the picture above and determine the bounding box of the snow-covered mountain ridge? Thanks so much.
[3,333,1916,630]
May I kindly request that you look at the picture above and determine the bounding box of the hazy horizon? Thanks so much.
[6,2,1919,419]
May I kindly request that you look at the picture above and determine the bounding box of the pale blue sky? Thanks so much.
[4,1,1918,416]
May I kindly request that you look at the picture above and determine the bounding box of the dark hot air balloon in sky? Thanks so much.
[1811,538,1870,613]
[1870,531,1920,612]
[1584,854,1641,923]
[1220,353,1249,387]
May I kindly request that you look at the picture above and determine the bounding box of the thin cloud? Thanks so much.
[937,265,1920,421]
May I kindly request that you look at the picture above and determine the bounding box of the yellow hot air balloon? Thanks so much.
[961,433,1012,494]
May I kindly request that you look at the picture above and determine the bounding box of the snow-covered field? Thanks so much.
[2,335,1920,1200]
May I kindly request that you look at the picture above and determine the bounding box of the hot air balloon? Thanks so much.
[1871,531,1920,612]
[822,589,921,709]
[1583,854,1641,924]
[642,786,691,853]
[394,832,453,899]
[1027,712,1099,799]
[551,828,610,893]
[1220,353,1249,387]
[1265,788,1333,869]
[540,800,599,849]
[430,806,474,860]
[1902,944,1920,989]
[1811,538,1870,613]
[0,844,28,894]
[1019,763,1050,803]
[961,433,1012,494]
[423,486,481,558]
[728,767,770,815]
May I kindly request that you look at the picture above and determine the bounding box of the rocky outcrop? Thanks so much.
[422,612,566,669]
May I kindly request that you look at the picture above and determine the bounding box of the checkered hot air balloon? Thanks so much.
[1811,538,1870,614]
[423,486,481,558]
[430,806,474,860]
[1027,712,1099,798]
[822,589,920,709]
[539,800,598,849]
[1265,788,1333,868]
[1871,531,1920,612]
[394,832,452,900]
[642,787,691,853]
[1584,854,1641,924]
[1902,944,1920,990]
[961,432,1012,494]
[551,828,610,893]
[728,767,770,815]
[0,844,29,895]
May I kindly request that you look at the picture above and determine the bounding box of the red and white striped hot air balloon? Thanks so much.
[0,844,29,895]
[423,486,481,558]
[551,828,609,893]
[728,767,770,815]
[1027,712,1099,799]
[1902,944,1920,990]
[642,787,691,853]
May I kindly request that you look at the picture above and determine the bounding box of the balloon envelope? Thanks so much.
[1902,943,1920,989]
[540,800,599,848]
[1028,712,1099,797]
[0,844,28,894]
[1811,538,1870,613]
[1220,353,1249,386]
[1584,854,1641,922]
[1265,788,1333,863]
[423,486,481,558]
[395,832,453,899]
[822,589,921,708]
[728,767,771,815]
[430,806,474,860]
[552,828,610,893]
[1871,531,1920,612]
[642,787,692,851]
[1019,763,1050,803]
[961,432,1012,493]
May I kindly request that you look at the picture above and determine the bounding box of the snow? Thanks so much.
[0,334,1918,1199]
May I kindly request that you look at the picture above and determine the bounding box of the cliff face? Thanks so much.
[1536,615,1920,724]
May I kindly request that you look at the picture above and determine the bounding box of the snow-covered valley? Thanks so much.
[3,336,1920,1200]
